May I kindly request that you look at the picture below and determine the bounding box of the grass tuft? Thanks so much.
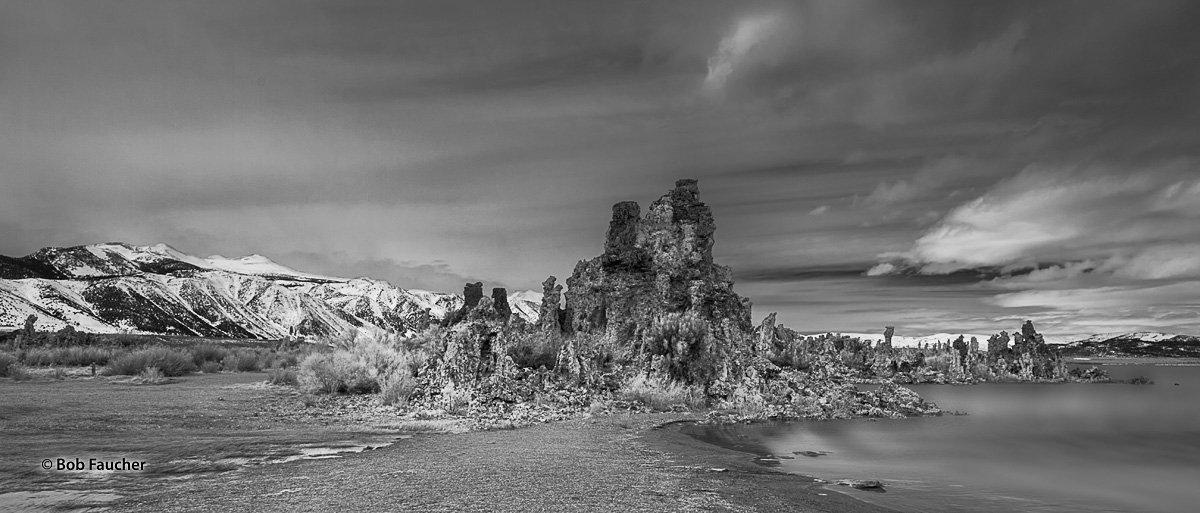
[135,366,169,385]
[618,374,706,412]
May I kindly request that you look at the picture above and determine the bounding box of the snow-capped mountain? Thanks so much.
[1056,332,1200,358]
[507,290,543,325]
[0,243,539,339]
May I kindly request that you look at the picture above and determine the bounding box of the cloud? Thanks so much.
[863,155,996,207]
[808,205,830,215]
[865,263,896,276]
[883,161,1200,272]
[4,1,1200,338]
[989,281,1200,315]
[703,12,785,98]
[1108,244,1200,280]
[865,160,1200,335]
[279,251,496,293]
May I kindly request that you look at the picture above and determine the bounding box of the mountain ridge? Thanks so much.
[0,243,540,339]
[1055,332,1200,358]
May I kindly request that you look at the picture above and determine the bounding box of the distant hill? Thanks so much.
[1054,333,1200,358]
[0,242,540,340]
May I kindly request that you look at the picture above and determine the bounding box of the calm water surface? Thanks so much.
[720,364,1200,513]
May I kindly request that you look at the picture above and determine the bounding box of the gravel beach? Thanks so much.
[118,413,893,512]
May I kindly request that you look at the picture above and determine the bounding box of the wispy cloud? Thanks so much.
[703,12,784,99]
[867,159,1200,334]
[884,161,1200,272]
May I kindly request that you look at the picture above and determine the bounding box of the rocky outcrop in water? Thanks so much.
[403,179,945,423]
[749,319,1092,384]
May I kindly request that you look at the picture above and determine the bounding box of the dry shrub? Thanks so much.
[924,354,956,374]
[971,363,996,381]
[587,400,608,416]
[0,353,17,377]
[105,347,196,377]
[5,363,34,381]
[619,374,706,411]
[643,313,720,385]
[220,350,262,372]
[190,344,230,366]
[300,329,432,398]
[507,330,560,370]
[297,352,377,394]
[22,346,114,366]
[379,369,418,406]
[726,384,767,417]
[135,366,169,385]
[267,366,298,386]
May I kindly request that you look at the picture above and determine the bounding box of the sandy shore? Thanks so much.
[120,413,892,512]
[2,373,892,512]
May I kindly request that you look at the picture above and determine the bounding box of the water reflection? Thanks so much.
[710,364,1200,513]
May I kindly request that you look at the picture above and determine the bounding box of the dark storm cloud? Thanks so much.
[2,0,1198,336]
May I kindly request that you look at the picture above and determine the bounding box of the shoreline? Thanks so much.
[103,411,897,512]
[3,371,894,511]
[638,417,898,513]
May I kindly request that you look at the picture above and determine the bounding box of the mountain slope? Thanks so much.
[1056,333,1200,358]
[0,243,538,339]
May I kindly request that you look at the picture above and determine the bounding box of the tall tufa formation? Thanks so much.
[491,288,511,321]
[881,326,895,351]
[987,331,1010,354]
[443,282,512,326]
[538,276,564,333]
[1016,320,1044,353]
[464,282,484,308]
[560,179,753,380]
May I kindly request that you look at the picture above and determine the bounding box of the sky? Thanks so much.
[2,0,1199,338]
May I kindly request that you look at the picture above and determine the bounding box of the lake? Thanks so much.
[694,363,1200,513]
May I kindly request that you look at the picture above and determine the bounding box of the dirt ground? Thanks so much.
[1,372,894,512]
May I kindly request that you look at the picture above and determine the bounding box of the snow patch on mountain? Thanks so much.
[1074,332,1181,343]
[0,242,540,339]
[0,279,121,333]
[203,254,344,282]
[507,290,542,324]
